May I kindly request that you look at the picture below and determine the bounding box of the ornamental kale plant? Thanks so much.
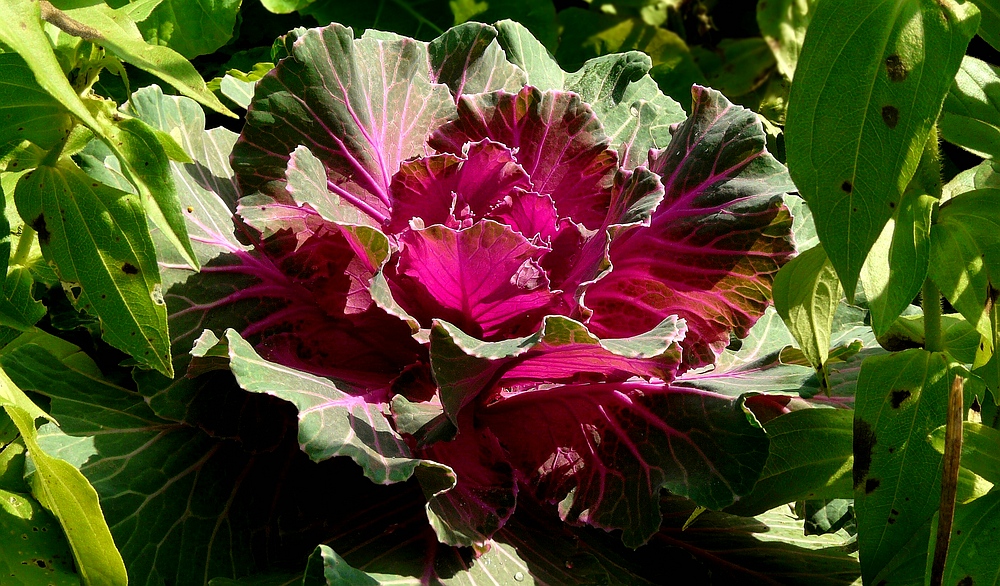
[150,18,795,554]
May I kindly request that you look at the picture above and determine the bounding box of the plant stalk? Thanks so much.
[923,278,943,353]
[10,224,36,267]
[930,374,964,586]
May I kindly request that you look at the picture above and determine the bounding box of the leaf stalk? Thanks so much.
[923,278,943,353]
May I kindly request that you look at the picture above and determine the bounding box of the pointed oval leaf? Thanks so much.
[939,55,1000,159]
[14,161,172,376]
[772,244,842,369]
[785,0,980,299]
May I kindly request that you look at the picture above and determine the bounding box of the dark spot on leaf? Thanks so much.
[865,478,881,494]
[854,418,877,488]
[891,509,899,516]
[100,294,106,299]
[890,389,911,408]
[958,577,973,586]
[17,127,23,132]
[122,263,139,275]
[92,183,98,187]
[853,207,858,212]
[131,331,136,336]
[882,105,899,128]
[886,54,908,82]
[956,530,962,535]
[971,396,982,413]
[888,447,894,453]
[32,215,49,244]
[841,181,853,193]
[31,527,38,531]
[887,516,895,524]
[35,560,45,568]
[889,201,896,209]
[186,206,194,213]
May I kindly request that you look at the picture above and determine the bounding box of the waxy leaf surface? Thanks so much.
[585,86,795,369]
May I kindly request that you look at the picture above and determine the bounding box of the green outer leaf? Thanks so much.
[689,38,776,98]
[860,192,935,336]
[970,0,1000,50]
[852,349,954,582]
[785,0,979,300]
[302,545,378,586]
[928,421,1000,485]
[725,408,853,517]
[428,21,527,98]
[214,329,435,484]
[136,0,242,59]
[939,55,1000,159]
[14,160,172,377]
[0,53,73,157]
[452,0,557,51]
[933,490,1000,585]
[0,487,80,585]
[756,0,818,79]
[928,188,1000,341]
[942,159,1000,200]
[773,244,842,369]
[0,368,127,586]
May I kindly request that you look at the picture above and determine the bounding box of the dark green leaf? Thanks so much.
[298,0,453,40]
[726,408,853,517]
[0,488,79,585]
[803,498,854,536]
[933,490,1000,586]
[785,0,979,299]
[302,545,378,586]
[689,38,776,97]
[14,160,172,376]
[970,0,1000,51]
[939,55,1000,159]
[852,349,954,581]
[451,0,557,50]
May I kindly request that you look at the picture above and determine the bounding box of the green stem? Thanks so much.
[11,224,36,267]
[923,278,943,353]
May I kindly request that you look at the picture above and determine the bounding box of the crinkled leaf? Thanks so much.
[480,386,768,548]
[430,315,684,423]
[784,0,979,300]
[392,221,560,340]
[756,0,818,79]
[14,160,172,376]
[0,53,73,157]
[585,86,795,369]
[233,24,457,225]
[773,244,842,370]
[134,0,241,58]
[0,367,127,586]
[417,422,516,548]
[428,22,527,99]
[940,55,1000,159]
[430,87,618,229]
[556,9,704,114]
[386,140,533,234]
[201,328,430,484]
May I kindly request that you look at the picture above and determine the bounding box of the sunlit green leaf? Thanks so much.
[785,0,979,299]
[939,55,1000,159]
[134,0,242,59]
[929,421,1000,485]
[756,0,818,79]
[773,244,842,370]
[14,159,172,376]
[0,53,73,158]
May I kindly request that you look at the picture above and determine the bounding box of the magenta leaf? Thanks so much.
[417,417,518,548]
[386,139,532,234]
[429,87,619,229]
[389,220,561,340]
[232,25,457,225]
[482,384,767,547]
[584,86,796,369]
[430,315,685,424]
